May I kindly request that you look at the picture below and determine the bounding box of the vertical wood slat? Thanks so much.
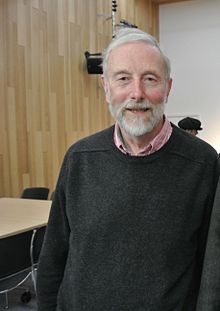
[0,0,164,197]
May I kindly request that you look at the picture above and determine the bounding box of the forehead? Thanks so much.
[108,41,166,76]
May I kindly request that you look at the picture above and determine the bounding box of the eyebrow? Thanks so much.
[112,69,160,79]
[111,70,130,78]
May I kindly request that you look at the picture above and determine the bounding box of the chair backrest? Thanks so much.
[21,187,49,200]
[0,232,32,279]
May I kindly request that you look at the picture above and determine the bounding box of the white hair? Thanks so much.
[102,27,171,80]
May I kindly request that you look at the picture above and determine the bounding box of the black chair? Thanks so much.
[0,188,50,308]
[0,232,33,308]
[21,187,49,200]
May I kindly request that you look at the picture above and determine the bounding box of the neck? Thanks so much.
[120,118,164,155]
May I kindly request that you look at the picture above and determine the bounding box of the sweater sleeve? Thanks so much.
[36,154,70,311]
[196,175,220,310]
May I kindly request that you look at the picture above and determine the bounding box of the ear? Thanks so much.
[100,74,111,103]
[165,78,172,102]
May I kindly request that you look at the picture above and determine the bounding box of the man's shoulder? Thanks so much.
[171,124,218,164]
[67,126,115,155]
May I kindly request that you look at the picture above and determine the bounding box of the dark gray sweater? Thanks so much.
[196,173,220,311]
[37,125,219,311]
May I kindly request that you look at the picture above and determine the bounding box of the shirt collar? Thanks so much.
[114,116,172,156]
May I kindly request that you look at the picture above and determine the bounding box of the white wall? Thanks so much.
[159,0,220,152]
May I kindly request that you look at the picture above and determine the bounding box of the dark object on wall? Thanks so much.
[119,19,138,29]
[85,51,103,74]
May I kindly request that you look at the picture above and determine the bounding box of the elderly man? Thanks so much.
[37,28,219,311]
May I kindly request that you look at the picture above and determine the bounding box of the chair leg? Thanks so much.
[4,292,9,309]
[31,268,37,292]
[30,229,37,292]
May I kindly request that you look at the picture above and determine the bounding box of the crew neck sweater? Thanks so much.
[37,124,219,311]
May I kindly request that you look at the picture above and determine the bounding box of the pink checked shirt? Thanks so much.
[114,116,172,156]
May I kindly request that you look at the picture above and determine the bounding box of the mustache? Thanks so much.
[123,100,153,110]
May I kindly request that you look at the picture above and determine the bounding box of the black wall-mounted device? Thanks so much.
[84,51,103,74]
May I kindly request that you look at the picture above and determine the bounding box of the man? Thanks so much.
[196,176,220,311]
[37,28,219,310]
[178,116,203,136]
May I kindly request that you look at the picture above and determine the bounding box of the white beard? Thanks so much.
[108,99,165,137]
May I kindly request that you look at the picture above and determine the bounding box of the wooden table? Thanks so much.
[0,197,52,239]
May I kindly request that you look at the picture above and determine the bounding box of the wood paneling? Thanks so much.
[0,0,182,197]
[152,0,190,3]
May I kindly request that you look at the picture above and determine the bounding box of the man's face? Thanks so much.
[186,129,198,136]
[102,41,172,137]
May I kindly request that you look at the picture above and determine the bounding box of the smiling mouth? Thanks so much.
[126,108,149,113]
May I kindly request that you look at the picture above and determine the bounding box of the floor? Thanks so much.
[0,277,37,311]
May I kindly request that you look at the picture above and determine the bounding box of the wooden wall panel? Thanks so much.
[0,0,176,197]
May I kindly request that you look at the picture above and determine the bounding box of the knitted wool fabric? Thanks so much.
[37,125,219,311]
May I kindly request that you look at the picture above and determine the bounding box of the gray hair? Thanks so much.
[102,28,171,80]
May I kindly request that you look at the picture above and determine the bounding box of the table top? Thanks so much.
[0,197,52,239]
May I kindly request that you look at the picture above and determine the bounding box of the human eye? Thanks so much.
[119,76,128,81]
[117,75,130,82]
[143,75,158,85]
[115,74,131,85]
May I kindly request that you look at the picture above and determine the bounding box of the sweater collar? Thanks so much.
[114,116,172,156]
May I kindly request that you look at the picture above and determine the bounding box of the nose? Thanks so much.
[130,79,145,102]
